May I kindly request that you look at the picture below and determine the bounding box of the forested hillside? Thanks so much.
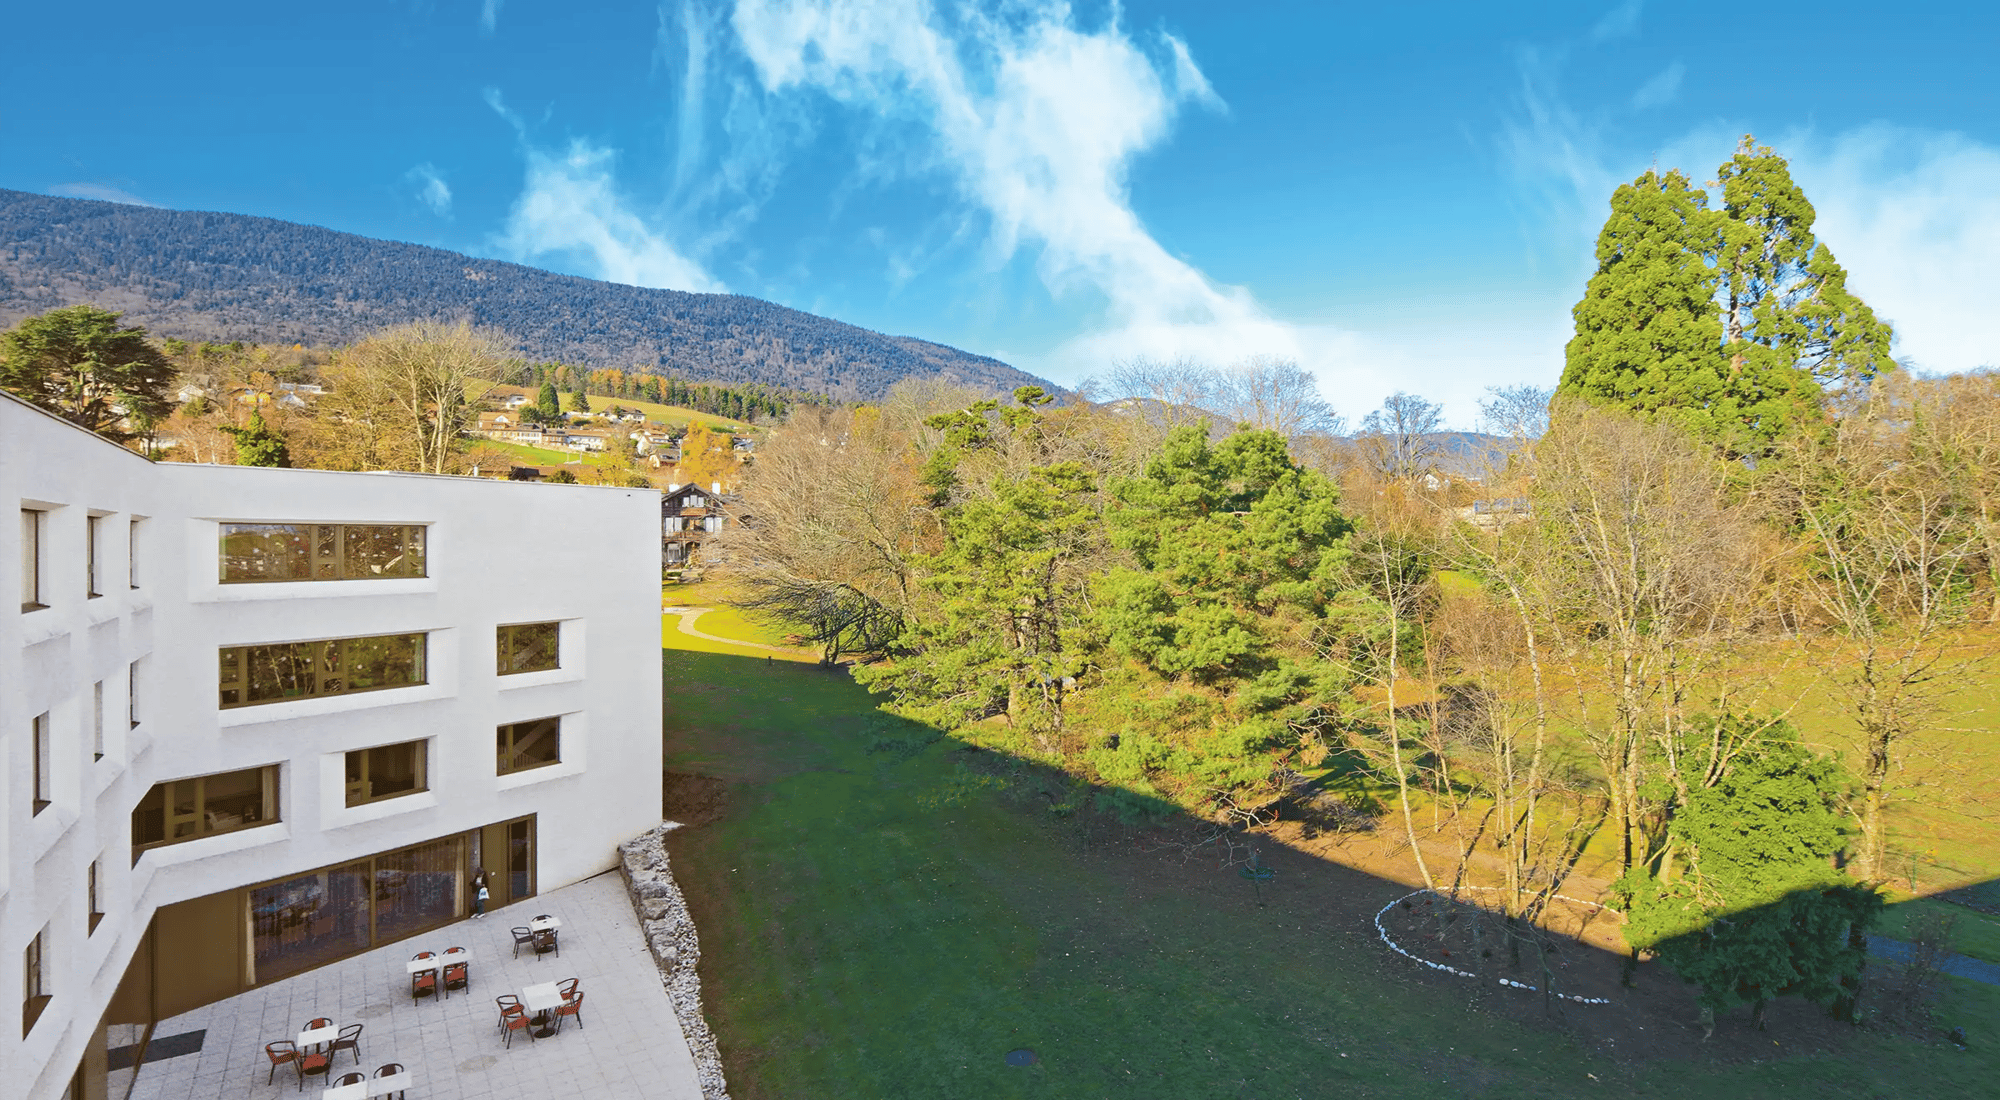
[0,189,1044,400]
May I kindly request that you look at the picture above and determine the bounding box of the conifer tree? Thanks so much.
[220,410,292,467]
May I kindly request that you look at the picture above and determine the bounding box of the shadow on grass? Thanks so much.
[658,650,1997,1100]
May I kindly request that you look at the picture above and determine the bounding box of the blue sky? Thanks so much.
[6,1,1997,425]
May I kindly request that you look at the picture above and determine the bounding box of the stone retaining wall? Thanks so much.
[618,823,732,1100]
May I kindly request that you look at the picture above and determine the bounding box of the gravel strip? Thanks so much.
[619,823,732,1100]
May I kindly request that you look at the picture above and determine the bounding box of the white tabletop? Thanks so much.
[404,957,442,975]
[528,915,561,930]
[521,981,564,1013]
[367,1071,412,1097]
[298,1024,339,1049]
[321,1083,366,1100]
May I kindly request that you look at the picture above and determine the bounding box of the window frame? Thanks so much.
[32,711,51,815]
[20,509,45,612]
[85,515,102,599]
[496,716,562,775]
[343,739,429,807]
[129,518,141,590]
[496,621,561,676]
[22,929,48,1037]
[130,764,281,857]
[217,523,428,584]
[91,681,104,762]
[218,632,428,710]
[87,860,104,935]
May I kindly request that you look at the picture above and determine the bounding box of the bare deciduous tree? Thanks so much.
[1476,383,1554,440]
[307,321,510,474]
[1214,356,1344,437]
[1357,391,1446,480]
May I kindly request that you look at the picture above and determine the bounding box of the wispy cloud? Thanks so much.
[1588,0,1641,44]
[1629,61,1683,109]
[730,0,1341,384]
[407,163,453,216]
[1794,127,2000,372]
[49,182,159,207]
[481,0,503,34]
[486,88,724,292]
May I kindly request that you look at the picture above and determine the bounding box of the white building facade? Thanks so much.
[2,393,663,1100]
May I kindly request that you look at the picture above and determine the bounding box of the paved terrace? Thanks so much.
[128,872,704,1100]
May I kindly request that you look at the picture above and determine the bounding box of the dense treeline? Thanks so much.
[518,361,821,423]
[0,188,1044,401]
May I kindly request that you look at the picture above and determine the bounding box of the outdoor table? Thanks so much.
[321,1082,367,1100]
[403,957,444,975]
[367,1070,413,1097]
[298,1023,339,1053]
[527,915,561,931]
[521,981,565,1038]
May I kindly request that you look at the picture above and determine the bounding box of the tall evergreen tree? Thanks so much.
[1559,140,1893,454]
[536,381,561,421]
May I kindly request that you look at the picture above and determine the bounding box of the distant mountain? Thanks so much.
[0,189,1047,401]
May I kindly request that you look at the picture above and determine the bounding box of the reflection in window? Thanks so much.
[373,834,465,944]
[219,633,426,708]
[250,862,370,985]
[497,621,560,675]
[497,717,561,774]
[345,741,427,807]
[218,524,426,583]
[132,765,278,854]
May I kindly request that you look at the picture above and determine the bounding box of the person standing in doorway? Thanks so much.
[472,874,490,919]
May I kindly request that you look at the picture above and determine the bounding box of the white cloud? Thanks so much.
[730,0,1368,395]
[481,0,503,34]
[48,182,159,207]
[408,163,453,216]
[1793,126,2000,372]
[495,137,725,293]
[1629,61,1683,109]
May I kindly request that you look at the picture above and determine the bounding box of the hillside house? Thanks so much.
[661,482,742,569]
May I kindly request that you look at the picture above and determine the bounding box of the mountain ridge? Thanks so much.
[0,189,1047,401]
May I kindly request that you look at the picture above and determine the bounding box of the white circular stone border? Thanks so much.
[1372,886,1618,1005]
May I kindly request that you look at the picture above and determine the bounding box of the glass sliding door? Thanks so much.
[373,834,465,944]
[251,861,370,984]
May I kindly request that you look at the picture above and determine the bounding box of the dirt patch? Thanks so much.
[664,771,730,826]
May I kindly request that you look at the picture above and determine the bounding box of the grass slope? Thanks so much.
[488,385,753,431]
[660,650,1996,1100]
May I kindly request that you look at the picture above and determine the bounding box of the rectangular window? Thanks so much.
[129,518,140,589]
[91,682,104,761]
[130,765,278,855]
[87,860,104,934]
[496,717,561,775]
[23,929,48,1036]
[32,712,51,814]
[20,509,45,612]
[344,740,427,807]
[86,515,102,598]
[218,632,427,709]
[218,523,426,583]
[497,621,560,675]
[128,660,140,729]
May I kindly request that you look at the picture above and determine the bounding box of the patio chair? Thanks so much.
[494,996,522,1036]
[410,965,437,1001]
[532,928,560,958]
[500,1004,535,1048]
[332,1072,366,1088]
[553,990,585,1033]
[264,1041,300,1085]
[329,1023,363,1064]
[374,1062,407,1100]
[294,1048,332,1092]
[509,926,536,958]
[557,977,579,1001]
[444,957,470,996]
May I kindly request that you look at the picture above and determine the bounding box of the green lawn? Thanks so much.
[661,649,1998,1100]
[473,439,583,466]
[487,386,755,431]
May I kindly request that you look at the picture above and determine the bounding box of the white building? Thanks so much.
[2,392,663,1100]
